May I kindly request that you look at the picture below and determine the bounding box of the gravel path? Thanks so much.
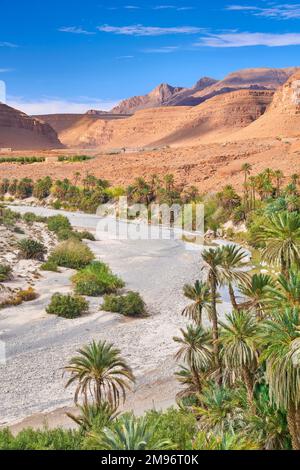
[0,206,231,427]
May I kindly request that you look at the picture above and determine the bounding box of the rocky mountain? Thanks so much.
[0,103,63,150]
[111,67,298,112]
[60,89,274,148]
[111,83,185,114]
[231,70,300,140]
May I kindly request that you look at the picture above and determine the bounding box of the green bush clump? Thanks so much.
[72,261,124,296]
[22,212,47,224]
[78,231,96,241]
[102,291,146,317]
[48,240,94,269]
[17,238,46,260]
[47,215,71,233]
[46,293,89,319]
[0,264,12,282]
[0,427,83,450]
[40,260,59,272]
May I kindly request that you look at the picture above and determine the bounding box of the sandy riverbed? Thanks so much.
[0,206,232,430]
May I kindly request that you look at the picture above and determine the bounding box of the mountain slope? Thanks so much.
[0,103,63,150]
[229,71,300,141]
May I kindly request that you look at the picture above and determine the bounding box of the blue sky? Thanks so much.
[1,0,300,113]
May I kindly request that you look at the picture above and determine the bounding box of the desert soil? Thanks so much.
[0,206,232,431]
[1,138,300,194]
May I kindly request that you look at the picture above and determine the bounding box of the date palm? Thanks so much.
[219,310,260,409]
[238,274,275,319]
[182,280,213,325]
[193,431,260,450]
[173,325,213,393]
[219,244,250,310]
[256,211,300,276]
[259,308,300,449]
[64,340,135,408]
[201,247,224,372]
[267,270,300,311]
[90,414,173,450]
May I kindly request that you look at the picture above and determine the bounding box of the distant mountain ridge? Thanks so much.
[110,67,299,114]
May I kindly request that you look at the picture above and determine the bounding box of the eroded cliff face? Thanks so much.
[0,103,63,150]
[232,72,300,140]
[59,89,274,149]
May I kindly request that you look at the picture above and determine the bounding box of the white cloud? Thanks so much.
[195,32,300,47]
[226,4,300,20]
[0,68,14,73]
[97,24,203,36]
[142,45,179,53]
[0,42,18,48]
[59,26,95,35]
[7,97,118,115]
[153,5,194,10]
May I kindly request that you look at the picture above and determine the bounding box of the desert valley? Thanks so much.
[2,63,300,452]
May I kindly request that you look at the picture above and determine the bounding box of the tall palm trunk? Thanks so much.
[287,404,300,450]
[209,273,222,383]
[228,283,238,310]
[242,366,255,413]
[280,253,288,278]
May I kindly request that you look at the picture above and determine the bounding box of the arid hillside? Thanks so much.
[230,71,300,140]
[0,103,63,150]
[59,89,274,148]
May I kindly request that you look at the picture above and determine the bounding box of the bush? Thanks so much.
[47,215,71,233]
[72,261,124,296]
[78,231,96,241]
[22,212,47,224]
[48,240,94,269]
[0,264,12,282]
[17,238,46,260]
[102,291,146,317]
[40,260,59,272]
[46,293,89,319]
[18,287,38,302]
[56,228,79,241]
[0,427,83,450]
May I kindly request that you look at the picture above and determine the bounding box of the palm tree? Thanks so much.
[291,173,299,186]
[267,270,300,311]
[202,248,224,373]
[64,340,135,408]
[219,244,250,310]
[67,402,118,433]
[256,211,300,276]
[241,163,252,210]
[193,431,260,450]
[274,170,284,197]
[238,274,275,319]
[195,384,244,434]
[259,308,300,449]
[219,310,259,409]
[90,414,173,450]
[173,325,213,393]
[182,280,213,325]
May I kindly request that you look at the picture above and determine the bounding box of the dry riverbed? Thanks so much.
[0,206,232,430]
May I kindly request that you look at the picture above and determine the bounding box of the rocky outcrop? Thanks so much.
[0,103,63,150]
[231,71,300,140]
[111,83,184,114]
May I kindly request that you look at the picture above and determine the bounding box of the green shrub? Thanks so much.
[46,293,89,319]
[72,261,124,296]
[17,238,46,260]
[0,264,12,282]
[52,200,62,210]
[48,240,94,269]
[22,212,47,224]
[102,291,146,317]
[0,427,83,450]
[40,260,59,272]
[56,228,79,241]
[78,231,96,241]
[47,215,71,233]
